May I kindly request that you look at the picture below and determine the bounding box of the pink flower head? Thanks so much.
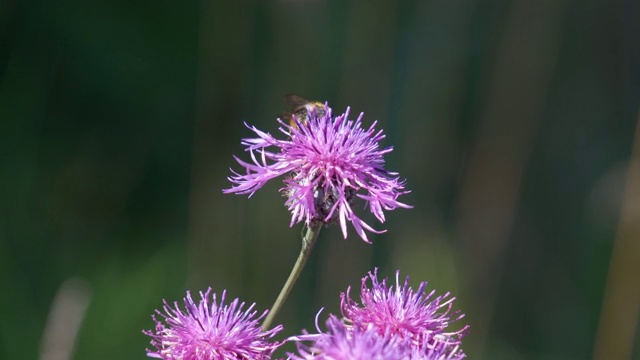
[288,315,411,360]
[224,104,411,243]
[288,314,465,360]
[340,269,469,351]
[143,288,283,360]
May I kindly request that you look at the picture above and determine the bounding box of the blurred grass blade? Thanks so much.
[40,278,91,360]
[593,109,640,360]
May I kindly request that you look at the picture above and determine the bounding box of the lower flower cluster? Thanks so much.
[143,270,468,360]
[288,269,468,360]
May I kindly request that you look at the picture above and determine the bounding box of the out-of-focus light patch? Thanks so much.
[40,278,91,360]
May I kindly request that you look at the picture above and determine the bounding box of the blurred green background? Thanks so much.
[1,0,639,359]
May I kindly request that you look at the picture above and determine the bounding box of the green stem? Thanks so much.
[261,222,322,331]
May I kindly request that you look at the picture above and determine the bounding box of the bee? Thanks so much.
[313,185,356,223]
[280,94,328,129]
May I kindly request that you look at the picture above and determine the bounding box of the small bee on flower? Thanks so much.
[279,94,329,129]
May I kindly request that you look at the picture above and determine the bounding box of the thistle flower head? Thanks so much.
[143,288,283,360]
[224,104,411,243]
[340,269,469,351]
[288,315,411,360]
[288,314,466,360]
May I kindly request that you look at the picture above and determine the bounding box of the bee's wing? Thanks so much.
[278,111,292,121]
[283,94,311,109]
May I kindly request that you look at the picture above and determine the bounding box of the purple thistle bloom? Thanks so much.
[288,315,465,360]
[223,104,411,243]
[143,288,283,360]
[288,315,411,360]
[340,269,469,351]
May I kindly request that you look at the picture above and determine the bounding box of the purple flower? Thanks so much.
[288,315,411,360]
[223,105,411,243]
[340,269,469,351]
[288,315,465,360]
[143,288,283,360]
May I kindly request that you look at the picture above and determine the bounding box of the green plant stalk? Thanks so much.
[262,222,322,331]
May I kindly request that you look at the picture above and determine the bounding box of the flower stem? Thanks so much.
[262,222,322,331]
